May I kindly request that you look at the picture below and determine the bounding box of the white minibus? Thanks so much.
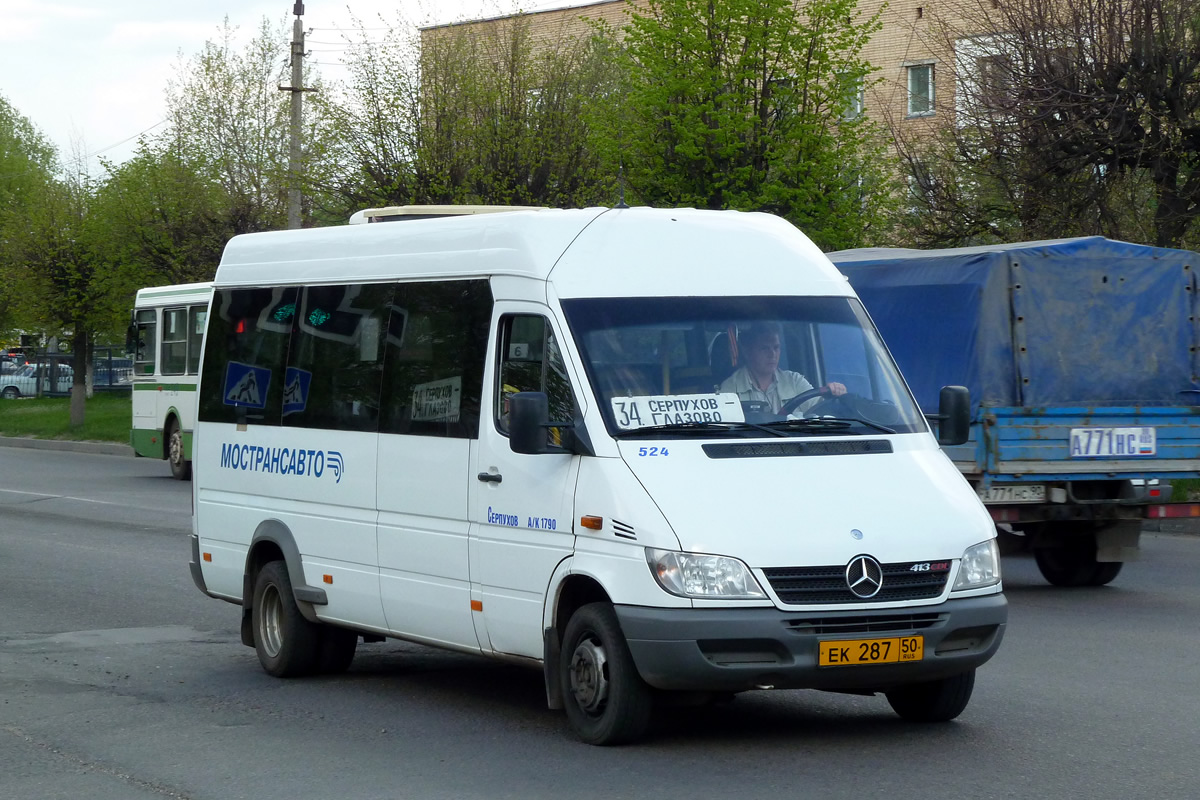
[130,281,213,479]
[189,207,1006,744]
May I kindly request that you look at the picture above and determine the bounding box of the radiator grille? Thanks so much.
[762,561,950,604]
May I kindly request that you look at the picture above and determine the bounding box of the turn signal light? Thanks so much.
[323,574,333,584]
[202,552,212,562]
[580,516,603,530]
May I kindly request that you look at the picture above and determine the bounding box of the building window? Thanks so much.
[976,54,1014,111]
[839,73,865,120]
[907,64,935,116]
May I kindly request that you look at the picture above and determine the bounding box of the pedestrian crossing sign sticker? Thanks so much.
[223,361,271,409]
[282,367,312,416]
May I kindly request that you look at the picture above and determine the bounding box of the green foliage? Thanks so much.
[0,94,58,337]
[161,16,329,233]
[596,0,895,250]
[91,144,229,286]
[314,11,622,215]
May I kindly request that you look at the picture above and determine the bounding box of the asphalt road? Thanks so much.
[1,447,1198,799]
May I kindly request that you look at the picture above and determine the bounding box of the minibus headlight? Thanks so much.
[952,539,1001,590]
[646,549,766,599]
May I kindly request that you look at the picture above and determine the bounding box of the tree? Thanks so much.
[903,0,1200,248]
[0,94,58,339]
[313,10,621,217]
[597,0,894,250]
[90,144,230,287]
[162,17,329,232]
[5,164,141,425]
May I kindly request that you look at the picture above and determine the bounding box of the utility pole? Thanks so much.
[280,1,315,230]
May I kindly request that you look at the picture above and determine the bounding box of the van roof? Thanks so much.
[214,207,851,298]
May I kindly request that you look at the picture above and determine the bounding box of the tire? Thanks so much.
[886,669,975,722]
[252,561,322,678]
[1088,561,1124,586]
[166,419,192,481]
[2,386,19,399]
[559,602,652,745]
[1034,538,1101,587]
[318,627,358,674]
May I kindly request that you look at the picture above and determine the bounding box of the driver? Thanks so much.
[719,322,846,415]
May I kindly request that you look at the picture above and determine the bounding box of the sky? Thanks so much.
[0,0,587,171]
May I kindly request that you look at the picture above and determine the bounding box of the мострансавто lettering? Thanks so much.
[219,443,345,483]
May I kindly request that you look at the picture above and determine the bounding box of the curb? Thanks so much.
[0,435,135,458]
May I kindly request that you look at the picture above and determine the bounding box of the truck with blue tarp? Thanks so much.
[829,237,1200,586]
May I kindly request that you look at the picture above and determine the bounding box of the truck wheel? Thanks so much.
[886,670,975,722]
[318,627,359,674]
[1088,561,1124,586]
[1034,539,1100,587]
[252,561,321,677]
[166,420,192,481]
[559,602,652,745]
[2,386,19,399]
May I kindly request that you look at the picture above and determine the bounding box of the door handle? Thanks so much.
[477,472,502,484]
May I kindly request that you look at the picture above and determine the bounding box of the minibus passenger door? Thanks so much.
[469,312,580,659]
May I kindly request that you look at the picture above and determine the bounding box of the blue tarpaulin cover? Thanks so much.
[828,237,1200,413]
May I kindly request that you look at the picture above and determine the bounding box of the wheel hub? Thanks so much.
[568,638,609,713]
[259,585,284,658]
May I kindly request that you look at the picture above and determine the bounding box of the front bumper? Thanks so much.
[616,593,1007,692]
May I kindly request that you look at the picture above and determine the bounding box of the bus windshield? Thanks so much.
[560,296,927,438]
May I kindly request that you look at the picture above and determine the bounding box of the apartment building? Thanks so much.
[419,0,982,134]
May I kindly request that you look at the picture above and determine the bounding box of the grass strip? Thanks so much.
[0,392,131,444]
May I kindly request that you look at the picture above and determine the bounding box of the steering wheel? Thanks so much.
[778,386,832,416]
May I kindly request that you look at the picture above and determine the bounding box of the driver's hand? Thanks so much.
[826,382,847,396]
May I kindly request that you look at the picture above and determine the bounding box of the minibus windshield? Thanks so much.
[561,296,927,438]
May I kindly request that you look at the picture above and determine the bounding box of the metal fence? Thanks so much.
[7,347,133,398]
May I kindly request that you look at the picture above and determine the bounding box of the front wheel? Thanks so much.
[2,386,19,399]
[559,602,652,745]
[886,670,975,722]
[252,561,321,677]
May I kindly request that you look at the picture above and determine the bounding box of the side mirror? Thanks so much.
[125,324,137,354]
[935,385,971,446]
[509,392,550,454]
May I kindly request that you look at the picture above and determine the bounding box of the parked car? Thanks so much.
[0,364,74,398]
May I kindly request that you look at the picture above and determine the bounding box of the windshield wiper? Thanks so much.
[613,421,788,438]
[763,417,896,435]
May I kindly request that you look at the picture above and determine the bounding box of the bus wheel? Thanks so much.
[252,561,321,677]
[166,420,191,480]
[318,627,358,674]
[559,602,652,745]
[886,669,975,722]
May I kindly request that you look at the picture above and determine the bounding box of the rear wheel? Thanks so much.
[1088,561,1124,586]
[1034,536,1102,587]
[2,386,19,399]
[166,419,191,481]
[252,561,321,677]
[559,602,652,745]
[886,670,975,722]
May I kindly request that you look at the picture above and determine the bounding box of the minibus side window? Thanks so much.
[282,283,393,433]
[198,287,298,425]
[161,307,188,376]
[378,279,493,438]
[496,315,576,444]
